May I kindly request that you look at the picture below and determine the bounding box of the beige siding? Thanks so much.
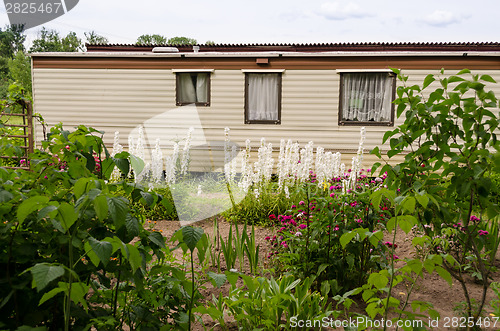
[32,68,500,170]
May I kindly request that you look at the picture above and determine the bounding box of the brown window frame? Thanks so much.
[244,72,282,125]
[175,72,211,107]
[338,72,396,126]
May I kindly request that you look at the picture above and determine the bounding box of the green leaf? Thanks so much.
[398,215,417,234]
[370,146,381,158]
[415,194,429,208]
[39,287,65,306]
[30,263,65,292]
[401,196,416,213]
[0,190,13,203]
[148,231,166,249]
[422,74,435,90]
[107,196,128,229]
[88,237,113,266]
[73,177,94,199]
[129,154,145,176]
[225,270,239,288]
[17,196,50,225]
[57,203,78,231]
[100,158,115,180]
[340,231,357,249]
[113,154,130,175]
[369,230,384,247]
[435,266,452,286]
[126,244,142,272]
[181,226,204,252]
[140,191,154,206]
[407,259,423,275]
[480,74,496,83]
[125,215,140,237]
[368,272,388,290]
[93,195,108,221]
[207,271,227,288]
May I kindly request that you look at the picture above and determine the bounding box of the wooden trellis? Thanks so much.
[0,101,34,170]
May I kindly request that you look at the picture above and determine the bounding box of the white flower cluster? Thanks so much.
[151,138,163,183]
[346,127,366,191]
[180,127,194,176]
[110,131,123,181]
[121,125,367,197]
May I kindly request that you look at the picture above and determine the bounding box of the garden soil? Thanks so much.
[153,217,500,330]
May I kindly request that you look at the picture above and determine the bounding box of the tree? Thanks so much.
[29,28,82,53]
[0,25,26,59]
[136,34,167,45]
[8,52,31,97]
[167,37,197,45]
[0,25,26,58]
[84,31,108,45]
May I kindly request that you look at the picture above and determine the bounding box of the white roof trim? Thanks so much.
[171,69,215,73]
[336,69,394,74]
[241,69,286,73]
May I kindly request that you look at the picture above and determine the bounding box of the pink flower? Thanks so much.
[478,230,489,236]
[281,241,288,248]
[330,193,335,198]
[44,176,48,179]
[299,201,305,206]
[269,214,276,220]
[299,224,307,230]
[470,215,480,222]
[393,255,399,260]
[265,236,271,241]
[291,205,297,208]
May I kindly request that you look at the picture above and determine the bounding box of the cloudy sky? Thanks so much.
[1,0,498,46]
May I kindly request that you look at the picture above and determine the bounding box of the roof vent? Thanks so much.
[152,47,179,53]
[193,45,200,53]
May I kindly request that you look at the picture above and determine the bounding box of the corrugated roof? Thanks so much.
[86,42,500,53]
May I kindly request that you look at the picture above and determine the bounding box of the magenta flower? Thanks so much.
[265,236,271,241]
[478,230,489,236]
[299,224,307,230]
[299,201,305,206]
[470,215,480,222]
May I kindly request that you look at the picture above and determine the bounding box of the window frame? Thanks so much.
[174,69,213,107]
[338,70,396,126]
[244,71,283,125]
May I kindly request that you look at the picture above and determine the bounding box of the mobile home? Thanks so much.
[30,42,500,168]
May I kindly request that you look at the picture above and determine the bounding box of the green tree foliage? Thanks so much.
[136,34,167,45]
[0,25,26,58]
[167,36,197,45]
[29,28,82,52]
[8,52,32,97]
[0,25,26,98]
[84,31,108,45]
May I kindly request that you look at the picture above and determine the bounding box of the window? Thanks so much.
[245,73,281,124]
[176,72,210,106]
[339,72,395,125]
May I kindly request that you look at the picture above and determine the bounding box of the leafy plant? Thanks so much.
[0,121,176,330]
[373,68,500,326]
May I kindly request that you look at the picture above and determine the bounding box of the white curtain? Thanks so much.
[178,73,209,104]
[247,73,279,121]
[342,73,393,122]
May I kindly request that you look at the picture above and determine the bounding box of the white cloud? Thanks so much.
[319,2,370,20]
[423,10,462,27]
